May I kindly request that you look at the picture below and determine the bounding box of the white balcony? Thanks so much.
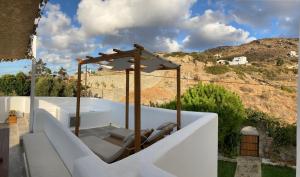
[0,96,218,177]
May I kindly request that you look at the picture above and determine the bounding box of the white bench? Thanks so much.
[23,132,71,177]
[23,109,94,177]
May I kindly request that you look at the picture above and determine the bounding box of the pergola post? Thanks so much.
[75,62,82,136]
[134,53,141,152]
[125,69,130,129]
[176,66,181,130]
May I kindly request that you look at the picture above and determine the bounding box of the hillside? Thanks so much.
[84,38,298,124]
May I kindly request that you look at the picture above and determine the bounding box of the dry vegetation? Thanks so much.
[83,38,298,124]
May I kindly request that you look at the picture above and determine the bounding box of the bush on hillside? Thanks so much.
[152,83,245,155]
[276,59,284,66]
[205,65,230,75]
[163,52,189,57]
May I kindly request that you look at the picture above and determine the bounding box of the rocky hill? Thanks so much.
[84,38,298,124]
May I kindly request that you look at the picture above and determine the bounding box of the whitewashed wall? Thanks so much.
[0,96,218,177]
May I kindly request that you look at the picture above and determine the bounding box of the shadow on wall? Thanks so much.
[0,98,9,123]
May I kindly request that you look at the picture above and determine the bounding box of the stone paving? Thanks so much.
[234,157,261,177]
[8,116,28,177]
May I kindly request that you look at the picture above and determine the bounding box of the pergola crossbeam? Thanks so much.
[81,49,138,65]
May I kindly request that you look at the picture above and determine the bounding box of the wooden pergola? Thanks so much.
[75,44,181,152]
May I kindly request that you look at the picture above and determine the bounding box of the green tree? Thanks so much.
[50,78,64,96]
[35,77,53,96]
[34,59,52,76]
[63,80,77,97]
[15,72,31,96]
[57,67,68,79]
[154,83,245,155]
[0,74,16,95]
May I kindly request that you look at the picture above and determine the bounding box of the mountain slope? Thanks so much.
[85,38,298,123]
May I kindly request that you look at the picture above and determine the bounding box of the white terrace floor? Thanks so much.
[1,96,218,177]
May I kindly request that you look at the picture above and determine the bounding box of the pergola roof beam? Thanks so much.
[81,49,138,65]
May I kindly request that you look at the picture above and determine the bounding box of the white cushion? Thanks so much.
[35,109,93,174]
[23,132,71,177]
[157,122,176,130]
[80,136,123,163]
[109,128,133,140]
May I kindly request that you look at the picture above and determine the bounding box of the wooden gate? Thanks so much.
[240,135,259,157]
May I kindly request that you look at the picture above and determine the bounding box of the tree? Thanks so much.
[0,74,16,95]
[57,67,68,79]
[15,72,31,96]
[63,80,77,97]
[35,77,53,96]
[50,78,64,96]
[35,59,52,76]
[154,83,245,155]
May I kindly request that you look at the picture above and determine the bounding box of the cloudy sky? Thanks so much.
[1,0,299,74]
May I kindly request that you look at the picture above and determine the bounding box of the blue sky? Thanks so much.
[1,0,299,75]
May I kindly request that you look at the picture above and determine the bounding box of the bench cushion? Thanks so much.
[80,136,122,163]
[109,128,133,140]
[23,132,71,177]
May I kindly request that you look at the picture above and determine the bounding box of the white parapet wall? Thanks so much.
[0,96,218,177]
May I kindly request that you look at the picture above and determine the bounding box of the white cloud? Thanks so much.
[229,0,300,36]
[76,0,255,51]
[77,0,195,35]
[37,3,101,68]
[37,0,263,68]
[182,10,255,49]
[154,37,181,52]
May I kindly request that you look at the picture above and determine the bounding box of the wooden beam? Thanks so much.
[127,65,179,72]
[133,44,144,50]
[125,69,130,129]
[113,49,123,53]
[81,50,138,65]
[98,52,107,56]
[75,63,82,136]
[134,53,141,152]
[176,67,181,130]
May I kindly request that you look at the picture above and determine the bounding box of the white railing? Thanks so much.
[1,96,218,177]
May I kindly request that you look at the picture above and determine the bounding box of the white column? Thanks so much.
[29,35,37,132]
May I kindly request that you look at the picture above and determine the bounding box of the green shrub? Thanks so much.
[35,77,53,96]
[35,77,78,97]
[276,59,284,66]
[153,83,245,155]
[0,74,16,95]
[273,123,296,147]
[63,80,77,97]
[280,86,296,93]
[15,72,31,96]
[205,65,230,75]
[245,108,296,147]
[163,52,188,57]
